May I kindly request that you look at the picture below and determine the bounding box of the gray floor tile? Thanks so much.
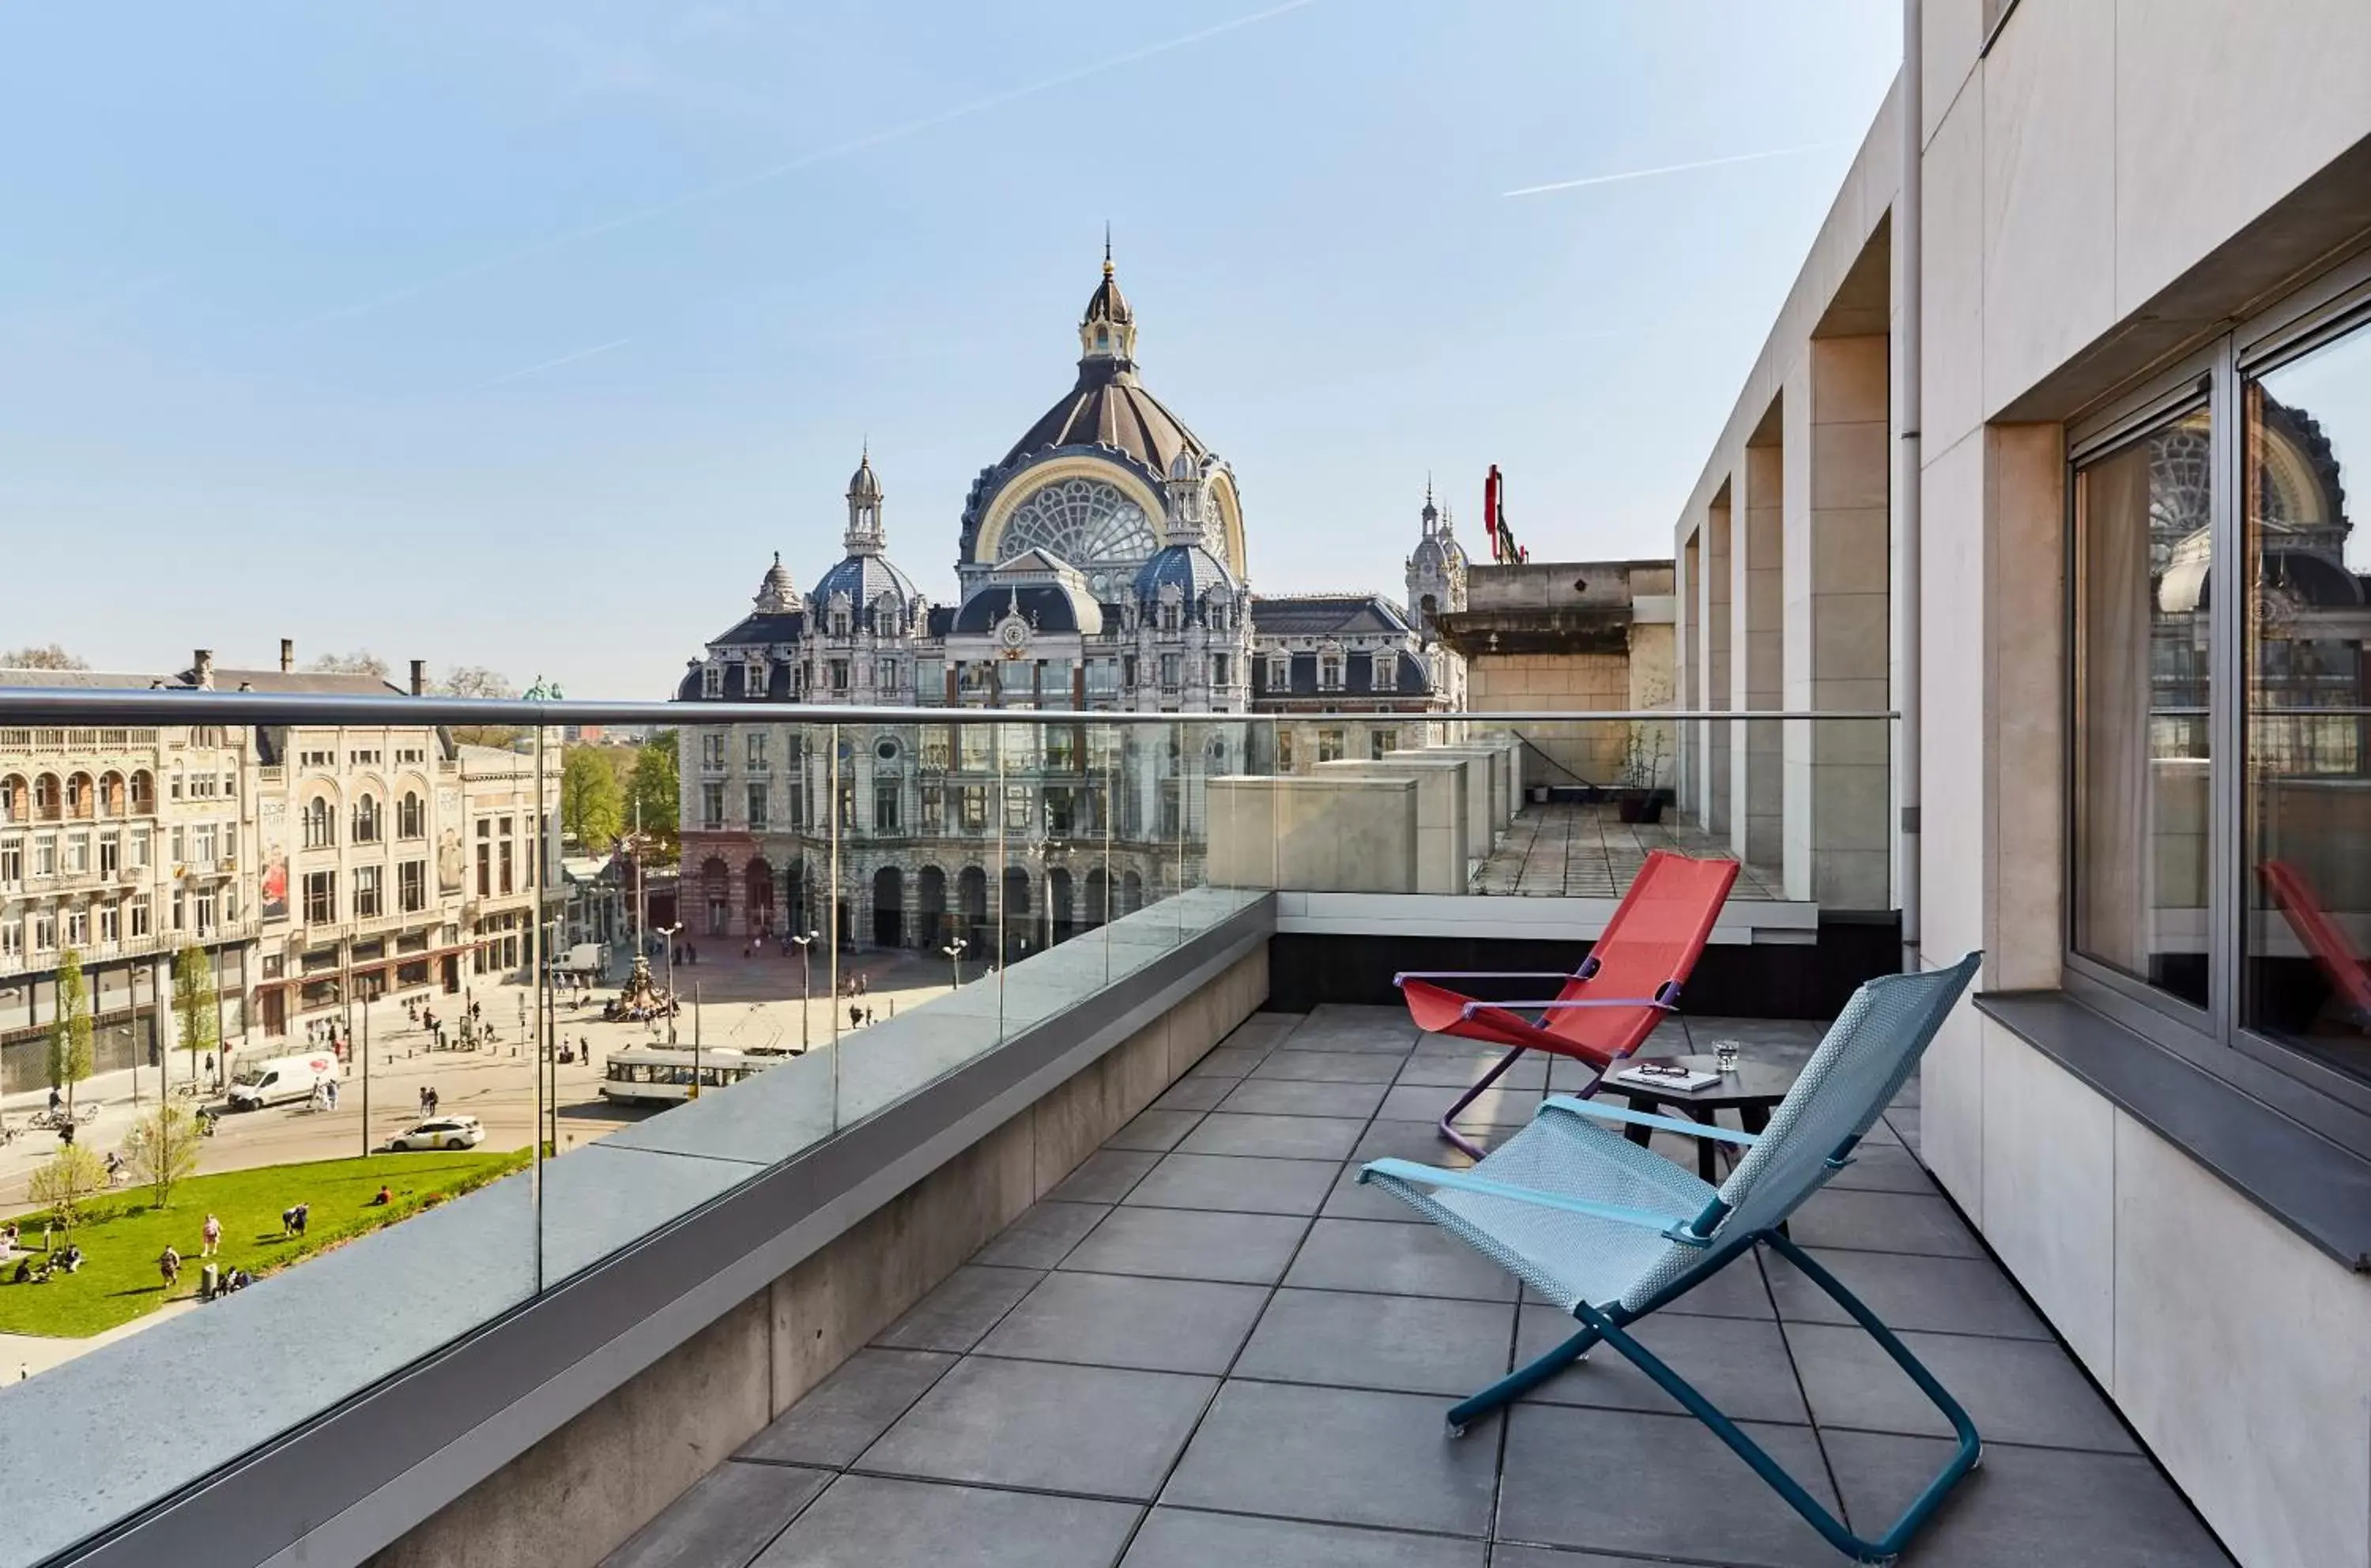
[1396,1050,1547,1090]
[1163,1380,1500,1536]
[1378,1081,1542,1126]
[1221,1077,1392,1119]
[604,1461,830,1568]
[1123,1152,1340,1216]
[976,1271,1268,1374]
[873,1265,1044,1351]
[1176,1112,1367,1160]
[1823,1431,2234,1566]
[1124,1508,1487,1567]
[1350,1118,1510,1167]
[1513,1304,1807,1424]
[1787,1189,1982,1258]
[1491,1550,1714,1567]
[1250,1049,1406,1084]
[1061,1205,1309,1284]
[1279,1012,1420,1053]
[1106,1108,1203,1152]
[1045,1148,1162,1205]
[739,1350,956,1468]
[860,1357,1214,1500]
[1762,1247,2049,1340]
[1284,1219,1519,1302]
[1236,1287,1515,1396]
[1785,1322,2134,1451]
[753,1474,1140,1568]
[1498,1403,1843,1566]
[973,1200,1109,1269]
[1600,1250,1777,1320]
[1325,1164,1441,1223]
[1150,1076,1234,1113]
[1183,1044,1268,1080]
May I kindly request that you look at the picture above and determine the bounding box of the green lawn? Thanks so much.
[0,1149,530,1338]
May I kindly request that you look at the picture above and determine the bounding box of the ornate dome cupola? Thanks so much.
[1136,447,1235,601]
[1405,478,1469,638]
[755,551,798,612]
[1080,231,1137,368]
[814,444,918,624]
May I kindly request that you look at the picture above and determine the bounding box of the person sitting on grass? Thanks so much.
[371,1185,391,1207]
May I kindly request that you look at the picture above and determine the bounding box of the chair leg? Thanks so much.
[1446,1320,1599,1434]
[1438,1046,1527,1159]
[1575,1245,1981,1566]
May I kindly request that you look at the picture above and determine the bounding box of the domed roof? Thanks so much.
[847,449,882,500]
[756,551,799,611]
[1136,544,1233,600]
[814,553,918,612]
[1082,255,1132,327]
[1001,369,1209,475]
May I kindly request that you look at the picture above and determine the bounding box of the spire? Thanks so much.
[845,447,884,555]
[1103,222,1114,277]
[1080,231,1136,365]
[1422,474,1438,531]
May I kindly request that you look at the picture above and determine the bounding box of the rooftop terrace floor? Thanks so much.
[606,1005,2231,1568]
[1476,802,1786,900]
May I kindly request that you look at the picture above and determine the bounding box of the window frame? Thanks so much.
[2062,261,2371,1144]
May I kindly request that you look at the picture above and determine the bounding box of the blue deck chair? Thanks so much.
[1360,953,1983,1566]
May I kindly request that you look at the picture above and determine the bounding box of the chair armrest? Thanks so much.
[1461,996,1675,1020]
[1543,1095,1760,1146]
[1359,1159,1694,1235]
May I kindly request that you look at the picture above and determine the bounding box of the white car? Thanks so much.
[386,1115,484,1152]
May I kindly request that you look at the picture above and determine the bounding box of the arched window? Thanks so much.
[129,771,156,813]
[398,790,424,839]
[99,771,126,816]
[34,775,62,822]
[303,796,336,850]
[0,775,25,824]
[352,793,381,844]
[66,773,94,820]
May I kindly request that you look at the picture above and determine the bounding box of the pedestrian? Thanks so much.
[47,1085,62,1118]
[850,1003,862,1031]
[281,1206,300,1238]
[158,1246,180,1292]
[417,1086,429,1117]
[325,1079,339,1111]
[202,1050,215,1083]
[293,1203,309,1238]
[201,1212,221,1257]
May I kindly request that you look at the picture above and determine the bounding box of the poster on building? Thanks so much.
[257,795,290,922]
[435,786,466,893]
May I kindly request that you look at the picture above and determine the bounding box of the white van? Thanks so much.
[226,1051,342,1110]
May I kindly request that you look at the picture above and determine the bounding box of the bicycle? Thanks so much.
[26,1102,101,1131]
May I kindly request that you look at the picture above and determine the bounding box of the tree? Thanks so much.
[308,650,390,678]
[1,643,88,669]
[626,732,680,861]
[172,944,219,1087]
[560,745,625,853]
[28,1145,108,1234]
[49,948,93,1112]
[122,1102,205,1209]
[436,665,522,748]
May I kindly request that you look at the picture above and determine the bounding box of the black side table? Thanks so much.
[1607,1054,1799,1183]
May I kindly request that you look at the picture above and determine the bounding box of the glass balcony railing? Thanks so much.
[0,690,1889,1564]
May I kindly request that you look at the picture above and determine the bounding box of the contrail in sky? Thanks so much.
[1502,141,1847,198]
[469,337,631,390]
[287,0,1324,334]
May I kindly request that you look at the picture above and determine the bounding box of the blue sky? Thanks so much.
[0,2,1900,697]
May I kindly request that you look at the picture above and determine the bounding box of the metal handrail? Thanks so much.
[0,687,1902,728]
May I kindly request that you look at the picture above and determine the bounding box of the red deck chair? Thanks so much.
[2261,859,2371,1022]
[1397,849,1740,1156]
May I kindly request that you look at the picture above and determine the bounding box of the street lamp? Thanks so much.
[940,937,967,993]
[790,929,820,1052]
[658,922,683,1046]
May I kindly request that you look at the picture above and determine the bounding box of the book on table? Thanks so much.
[1610,1063,1722,1094]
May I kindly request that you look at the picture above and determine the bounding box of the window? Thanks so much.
[354,865,383,918]
[1159,654,1181,688]
[1370,728,1397,760]
[1277,729,1295,771]
[959,727,992,771]
[830,659,850,692]
[32,911,56,953]
[747,783,769,831]
[129,827,149,869]
[63,906,87,946]
[1211,654,1230,688]
[1005,786,1033,831]
[876,658,898,688]
[300,748,334,768]
[97,903,119,945]
[1317,729,1344,763]
[1122,654,1139,688]
[701,782,725,829]
[353,794,380,842]
[922,727,953,771]
[960,786,988,831]
[1320,654,1344,690]
[1374,653,1397,691]
[34,834,56,878]
[65,833,89,876]
[838,784,855,829]
[1160,602,1179,634]
[703,665,723,699]
[1086,658,1117,698]
[398,791,424,839]
[875,779,902,832]
[303,796,335,849]
[2071,405,2214,1009]
[700,732,727,770]
[400,859,426,913]
[921,785,944,831]
[498,824,514,896]
[192,824,217,865]
[0,839,17,886]
[747,731,767,770]
[2243,313,2371,1084]
[129,898,149,938]
[1,921,18,963]
[303,870,337,924]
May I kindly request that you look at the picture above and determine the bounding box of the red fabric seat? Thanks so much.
[1397,850,1740,1155]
